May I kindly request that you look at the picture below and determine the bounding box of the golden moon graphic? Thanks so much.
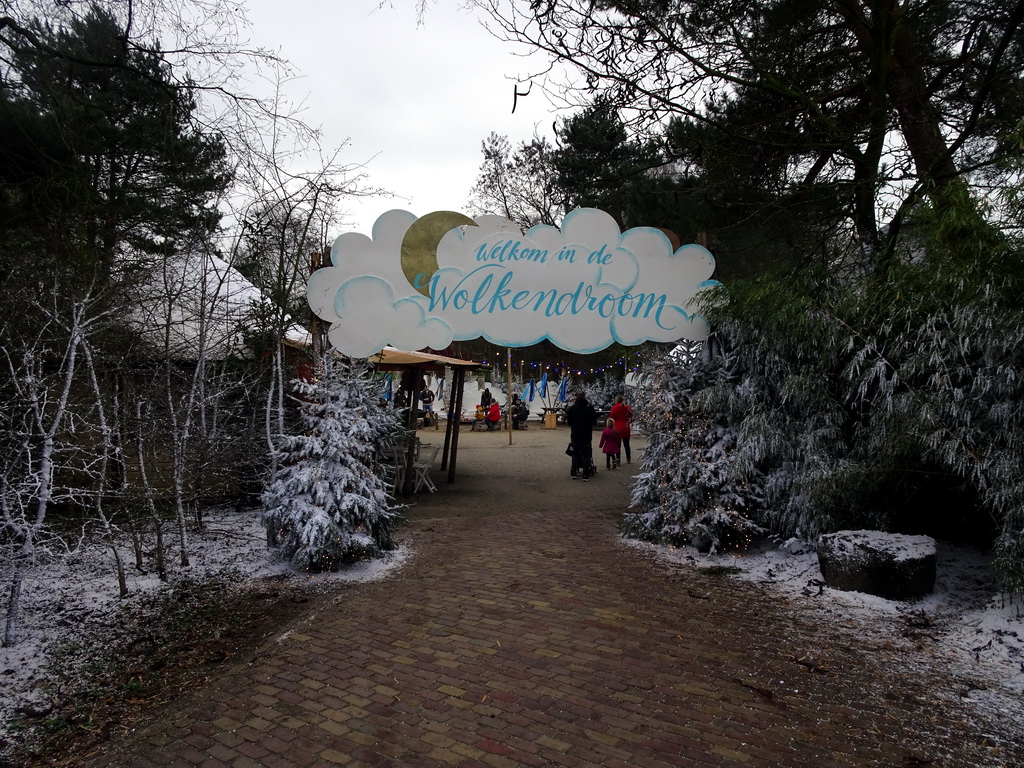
[401,211,476,297]
[656,227,681,253]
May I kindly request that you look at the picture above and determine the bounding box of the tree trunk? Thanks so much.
[133,398,158,576]
[3,565,24,648]
[155,520,167,582]
[112,546,128,598]
[838,0,960,191]
[177,508,190,568]
[132,524,145,572]
[884,2,960,188]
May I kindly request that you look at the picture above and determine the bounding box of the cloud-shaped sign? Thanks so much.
[307,207,719,357]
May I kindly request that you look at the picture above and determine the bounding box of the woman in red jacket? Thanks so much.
[486,401,501,430]
[609,395,634,463]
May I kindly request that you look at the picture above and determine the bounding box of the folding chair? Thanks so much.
[412,444,441,493]
[385,446,407,495]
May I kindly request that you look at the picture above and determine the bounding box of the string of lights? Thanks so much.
[475,351,649,377]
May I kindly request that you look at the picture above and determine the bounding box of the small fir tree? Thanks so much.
[624,340,764,553]
[262,355,403,572]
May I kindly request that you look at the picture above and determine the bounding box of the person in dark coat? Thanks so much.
[511,396,530,430]
[565,392,598,480]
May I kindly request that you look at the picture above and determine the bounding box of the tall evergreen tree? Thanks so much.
[262,356,403,572]
[551,99,666,229]
[0,4,233,514]
[478,0,1024,262]
[0,3,230,299]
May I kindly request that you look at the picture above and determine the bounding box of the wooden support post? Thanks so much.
[446,366,466,484]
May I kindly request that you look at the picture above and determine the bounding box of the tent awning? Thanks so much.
[367,347,480,491]
[369,346,483,372]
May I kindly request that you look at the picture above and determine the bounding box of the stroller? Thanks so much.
[569,441,597,480]
[583,452,597,479]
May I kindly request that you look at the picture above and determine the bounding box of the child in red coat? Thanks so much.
[599,420,621,469]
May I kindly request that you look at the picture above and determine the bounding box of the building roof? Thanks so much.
[128,252,309,360]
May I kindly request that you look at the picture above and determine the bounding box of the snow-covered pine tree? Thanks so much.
[624,339,764,553]
[262,355,403,572]
[582,371,623,410]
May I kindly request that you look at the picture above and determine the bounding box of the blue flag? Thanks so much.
[557,376,568,403]
[538,372,548,399]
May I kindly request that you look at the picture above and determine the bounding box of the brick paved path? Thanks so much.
[88,429,1016,767]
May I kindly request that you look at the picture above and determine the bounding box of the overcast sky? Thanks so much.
[244,0,561,237]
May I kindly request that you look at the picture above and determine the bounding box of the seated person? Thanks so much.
[471,404,486,430]
[511,400,530,430]
[486,401,501,430]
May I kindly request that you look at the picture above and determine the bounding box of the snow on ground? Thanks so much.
[0,506,410,742]
[623,535,1024,734]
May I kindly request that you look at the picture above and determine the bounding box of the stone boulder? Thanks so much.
[816,530,936,600]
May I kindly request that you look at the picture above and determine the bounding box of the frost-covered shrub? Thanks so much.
[864,244,1024,593]
[700,274,869,539]
[262,355,403,572]
[696,200,1024,593]
[624,340,764,553]
[582,372,623,410]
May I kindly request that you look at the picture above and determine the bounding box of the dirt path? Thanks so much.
[85,424,1020,767]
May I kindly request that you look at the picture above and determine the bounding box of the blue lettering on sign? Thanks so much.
[587,244,612,265]
[532,288,559,316]
[486,272,516,312]
[428,265,673,328]
[471,272,496,314]
[511,290,532,310]
[474,240,549,263]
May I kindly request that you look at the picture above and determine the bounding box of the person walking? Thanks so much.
[599,419,621,470]
[419,385,435,426]
[609,395,634,464]
[565,392,598,480]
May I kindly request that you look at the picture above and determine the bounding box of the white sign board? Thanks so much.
[307,208,719,358]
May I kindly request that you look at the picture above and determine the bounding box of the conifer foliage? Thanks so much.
[581,372,623,410]
[262,356,402,572]
[625,341,764,553]
[625,205,1024,592]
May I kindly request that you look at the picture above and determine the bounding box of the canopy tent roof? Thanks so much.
[369,346,483,372]
[368,347,482,493]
